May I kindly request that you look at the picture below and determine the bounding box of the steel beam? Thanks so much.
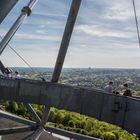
[0,110,36,127]
[0,126,36,135]
[25,127,44,140]
[41,0,82,127]
[0,60,5,74]
[22,132,35,140]
[52,0,82,82]
[41,106,50,126]
[132,0,140,47]
[0,0,19,24]
[23,103,41,124]
[0,0,38,55]
[45,126,100,140]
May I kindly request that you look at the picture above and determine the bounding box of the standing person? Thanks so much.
[104,81,114,93]
[123,83,132,97]
[15,71,20,78]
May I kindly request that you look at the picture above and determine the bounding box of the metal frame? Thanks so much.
[45,126,101,140]
[0,0,83,139]
[0,0,140,139]
[23,103,41,124]
[52,0,82,82]
[0,0,19,24]
[0,126,36,135]
[0,60,5,73]
[25,127,44,140]
[0,0,41,139]
[31,1,82,138]
[0,0,38,55]
[0,110,36,127]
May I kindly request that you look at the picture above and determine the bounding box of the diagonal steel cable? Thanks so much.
[0,36,46,81]
[132,0,140,47]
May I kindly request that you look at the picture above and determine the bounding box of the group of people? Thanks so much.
[0,68,133,97]
[3,67,20,78]
[104,81,132,97]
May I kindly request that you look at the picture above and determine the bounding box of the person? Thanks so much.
[4,67,12,78]
[15,71,20,78]
[104,81,114,93]
[123,83,132,97]
[113,91,120,95]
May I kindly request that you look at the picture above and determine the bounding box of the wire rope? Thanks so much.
[132,0,140,47]
[0,36,46,81]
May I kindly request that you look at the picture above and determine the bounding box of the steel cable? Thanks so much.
[132,0,140,47]
[0,36,46,81]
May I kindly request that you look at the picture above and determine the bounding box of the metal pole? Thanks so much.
[52,0,82,82]
[0,0,19,24]
[0,126,36,135]
[0,0,38,55]
[0,1,40,132]
[41,0,82,126]
[0,110,36,127]
[23,103,41,124]
[0,60,5,73]
[41,106,50,126]
[45,126,99,140]
[132,0,140,47]
[25,127,44,140]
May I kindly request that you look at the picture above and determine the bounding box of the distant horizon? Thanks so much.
[11,66,140,69]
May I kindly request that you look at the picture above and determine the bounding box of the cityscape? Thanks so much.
[1,67,140,139]
[1,0,140,139]
[12,67,140,96]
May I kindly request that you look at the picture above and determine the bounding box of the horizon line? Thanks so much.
[10,67,140,69]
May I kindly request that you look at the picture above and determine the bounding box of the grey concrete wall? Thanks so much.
[123,97,140,136]
[0,78,140,136]
[0,78,19,100]
[81,89,104,120]
[100,94,126,127]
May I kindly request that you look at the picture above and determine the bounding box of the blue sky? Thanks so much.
[0,0,140,68]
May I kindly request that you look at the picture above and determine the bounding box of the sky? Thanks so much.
[0,0,140,68]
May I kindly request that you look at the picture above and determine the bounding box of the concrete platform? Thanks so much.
[0,117,65,140]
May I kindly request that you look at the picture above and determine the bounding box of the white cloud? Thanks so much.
[76,25,134,38]
[39,25,46,28]
[1,0,140,68]
[33,12,67,18]
[102,0,140,21]
[14,33,61,41]
[0,29,7,36]
[36,30,46,34]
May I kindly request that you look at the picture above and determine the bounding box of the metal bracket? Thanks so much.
[21,6,31,16]
[112,101,123,112]
[125,101,130,112]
